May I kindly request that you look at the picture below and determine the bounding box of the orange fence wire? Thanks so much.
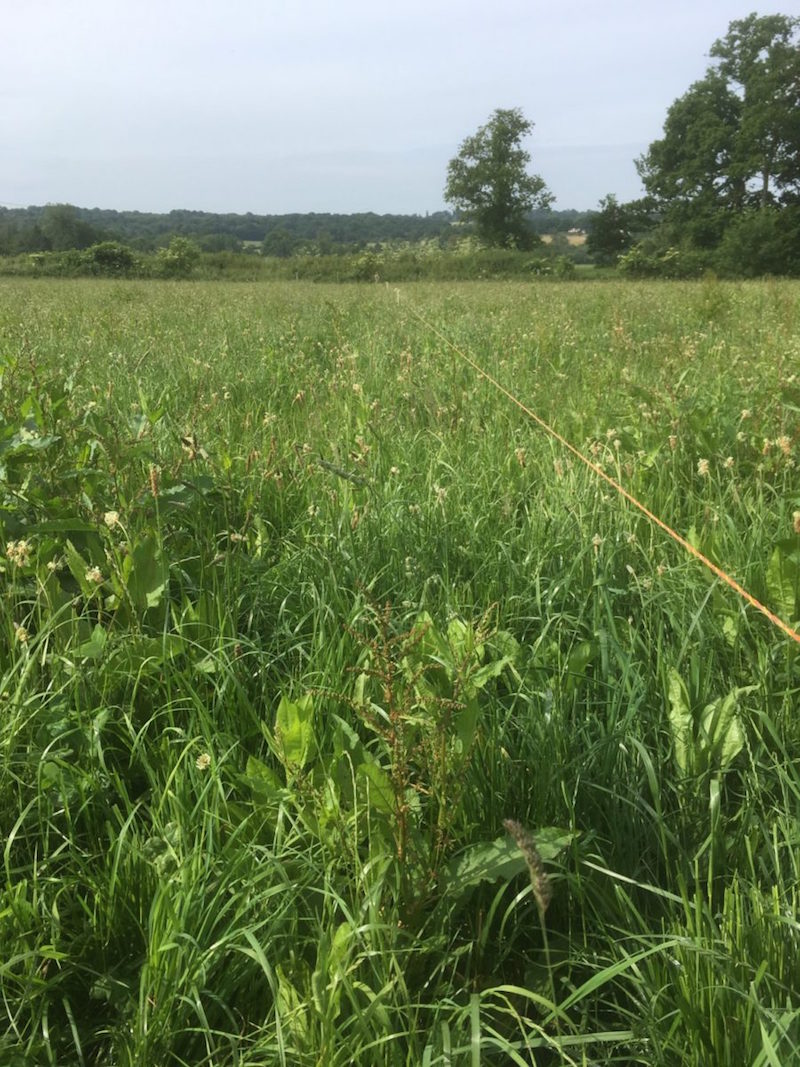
[401,298,800,647]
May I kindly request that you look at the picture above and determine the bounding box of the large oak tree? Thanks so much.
[637,13,800,240]
[444,108,552,249]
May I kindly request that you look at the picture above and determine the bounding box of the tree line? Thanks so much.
[444,12,800,276]
[3,12,797,278]
[0,203,593,260]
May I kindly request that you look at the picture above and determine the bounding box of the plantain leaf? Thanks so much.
[700,686,754,770]
[766,539,800,622]
[275,693,315,776]
[667,668,692,774]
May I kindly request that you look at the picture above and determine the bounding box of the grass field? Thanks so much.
[1,277,799,1065]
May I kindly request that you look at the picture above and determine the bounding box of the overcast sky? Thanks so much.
[3,0,796,215]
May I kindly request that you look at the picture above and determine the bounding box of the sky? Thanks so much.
[3,0,798,215]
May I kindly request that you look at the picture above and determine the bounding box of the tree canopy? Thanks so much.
[638,14,800,225]
[618,12,800,275]
[444,108,552,248]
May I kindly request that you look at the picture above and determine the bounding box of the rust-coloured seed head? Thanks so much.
[504,818,552,916]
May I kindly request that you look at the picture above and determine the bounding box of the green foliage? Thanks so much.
[39,202,104,251]
[0,278,799,1063]
[766,536,800,624]
[637,13,800,274]
[156,235,201,278]
[587,194,655,265]
[715,206,800,277]
[262,225,298,258]
[667,668,750,776]
[82,240,137,276]
[444,107,553,248]
[617,242,711,278]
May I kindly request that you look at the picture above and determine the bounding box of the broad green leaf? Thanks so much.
[328,921,352,977]
[667,668,691,773]
[700,686,754,770]
[194,653,219,674]
[64,539,96,598]
[276,965,309,1044]
[357,761,395,813]
[110,634,184,669]
[454,693,480,755]
[490,629,520,661]
[245,755,282,800]
[722,615,738,647]
[276,693,315,774]
[124,537,168,611]
[766,540,800,622]
[447,827,576,890]
[568,640,595,677]
[447,616,484,663]
[447,617,470,655]
[448,837,527,888]
[74,624,107,660]
[471,655,513,690]
[332,713,365,764]
[411,611,449,664]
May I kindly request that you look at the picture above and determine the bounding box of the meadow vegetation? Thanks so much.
[1,277,799,1065]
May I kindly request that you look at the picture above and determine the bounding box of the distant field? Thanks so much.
[1,278,799,1065]
[541,231,587,245]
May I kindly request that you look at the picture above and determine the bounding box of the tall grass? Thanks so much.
[1,277,799,1064]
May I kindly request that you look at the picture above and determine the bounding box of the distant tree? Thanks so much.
[315,229,335,255]
[40,203,101,250]
[638,15,800,236]
[709,13,800,207]
[715,205,800,276]
[156,236,200,278]
[262,227,297,258]
[444,108,553,248]
[198,233,242,253]
[628,12,800,276]
[83,241,137,277]
[0,215,18,255]
[587,195,655,265]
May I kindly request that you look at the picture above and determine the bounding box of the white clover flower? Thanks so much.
[776,435,792,457]
[6,540,33,567]
[85,566,103,584]
[104,510,120,529]
[697,458,710,477]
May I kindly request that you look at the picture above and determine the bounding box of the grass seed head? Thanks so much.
[504,819,552,917]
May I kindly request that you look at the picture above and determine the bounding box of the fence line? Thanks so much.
[398,293,800,647]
